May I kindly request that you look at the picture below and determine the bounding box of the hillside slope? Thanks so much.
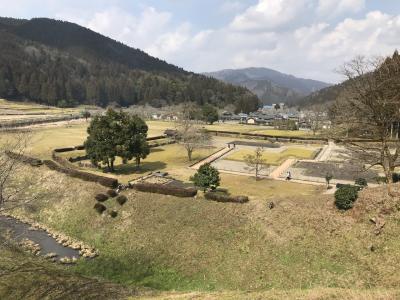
[204,67,331,105]
[0,17,258,112]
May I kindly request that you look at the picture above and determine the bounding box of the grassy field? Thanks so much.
[0,98,91,116]
[225,146,319,165]
[146,121,315,137]
[74,144,217,183]
[8,164,400,296]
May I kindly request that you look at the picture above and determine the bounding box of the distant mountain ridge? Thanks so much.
[204,67,331,105]
[0,17,259,112]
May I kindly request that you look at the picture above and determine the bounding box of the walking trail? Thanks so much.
[269,158,297,179]
[191,147,233,170]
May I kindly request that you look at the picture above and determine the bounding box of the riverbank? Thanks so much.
[0,213,98,262]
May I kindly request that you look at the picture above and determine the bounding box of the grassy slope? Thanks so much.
[225,146,319,165]
[10,165,400,295]
[0,240,134,299]
[135,289,400,299]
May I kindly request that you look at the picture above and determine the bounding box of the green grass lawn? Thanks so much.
[225,146,319,165]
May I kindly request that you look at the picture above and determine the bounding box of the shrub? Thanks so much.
[355,178,368,188]
[94,203,106,214]
[204,192,249,203]
[334,185,359,210]
[132,183,197,197]
[107,189,118,198]
[393,173,400,183]
[95,193,109,202]
[374,176,387,184]
[109,210,118,218]
[190,163,220,191]
[116,195,128,205]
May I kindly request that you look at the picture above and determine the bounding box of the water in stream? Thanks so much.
[0,215,80,260]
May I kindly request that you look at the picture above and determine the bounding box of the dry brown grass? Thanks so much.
[9,165,400,293]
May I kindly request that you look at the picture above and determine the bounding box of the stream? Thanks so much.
[0,215,80,261]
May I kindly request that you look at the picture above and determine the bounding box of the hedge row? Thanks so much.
[149,140,176,148]
[146,135,168,141]
[43,160,118,188]
[5,151,43,166]
[52,152,77,169]
[204,192,249,203]
[131,182,197,197]
[207,130,328,143]
[68,155,89,163]
[53,147,76,153]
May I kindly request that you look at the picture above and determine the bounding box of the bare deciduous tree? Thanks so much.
[244,147,267,180]
[0,131,37,211]
[331,52,400,196]
[309,105,327,135]
[174,103,212,161]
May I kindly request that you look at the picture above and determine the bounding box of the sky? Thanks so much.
[1,0,400,83]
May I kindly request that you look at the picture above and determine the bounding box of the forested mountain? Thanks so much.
[296,83,346,108]
[0,17,259,112]
[204,67,330,106]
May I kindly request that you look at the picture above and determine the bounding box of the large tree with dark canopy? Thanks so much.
[84,109,149,172]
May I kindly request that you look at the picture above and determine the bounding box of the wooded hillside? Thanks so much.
[0,17,259,112]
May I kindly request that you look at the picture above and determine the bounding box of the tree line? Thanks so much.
[0,28,259,113]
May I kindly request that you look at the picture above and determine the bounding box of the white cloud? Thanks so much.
[317,0,365,17]
[310,11,400,61]
[220,1,246,14]
[37,1,400,82]
[230,0,311,31]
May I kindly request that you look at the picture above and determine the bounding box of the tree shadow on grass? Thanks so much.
[150,148,165,153]
[106,161,168,175]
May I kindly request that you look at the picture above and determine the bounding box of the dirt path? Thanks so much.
[191,147,233,169]
[315,140,335,162]
[269,158,297,179]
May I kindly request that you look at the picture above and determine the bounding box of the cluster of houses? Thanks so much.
[147,102,331,131]
[221,104,331,130]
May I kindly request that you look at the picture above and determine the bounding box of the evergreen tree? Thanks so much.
[191,163,220,192]
[202,104,219,124]
[84,109,149,172]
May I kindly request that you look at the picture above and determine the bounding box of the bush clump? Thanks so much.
[95,193,109,202]
[190,163,220,191]
[132,183,197,197]
[393,173,400,183]
[204,192,249,203]
[355,178,368,188]
[116,195,128,205]
[334,185,359,210]
[109,210,118,218]
[94,203,106,214]
[107,189,118,198]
